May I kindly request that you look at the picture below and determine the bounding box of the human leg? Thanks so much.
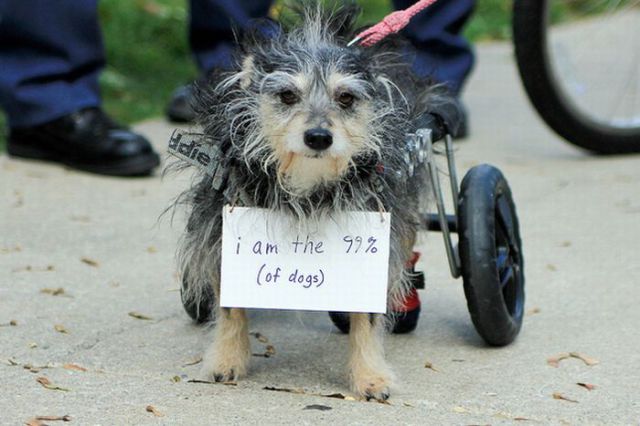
[167,0,273,122]
[0,0,104,127]
[0,0,159,175]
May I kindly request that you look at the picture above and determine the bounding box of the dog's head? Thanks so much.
[199,3,428,198]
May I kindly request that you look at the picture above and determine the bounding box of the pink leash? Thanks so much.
[347,0,439,47]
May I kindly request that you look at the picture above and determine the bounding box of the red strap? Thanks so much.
[392,287,421,312]
[348,0,439,47]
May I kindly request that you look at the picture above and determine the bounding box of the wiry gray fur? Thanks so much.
[172,2,452,321]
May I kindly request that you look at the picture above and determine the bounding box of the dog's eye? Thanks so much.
[279,90,299,106]
[337,92,355,108]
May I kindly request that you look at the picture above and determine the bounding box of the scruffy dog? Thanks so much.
[174,3,448,401]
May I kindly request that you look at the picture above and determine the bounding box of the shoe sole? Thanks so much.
[8,142,160,176]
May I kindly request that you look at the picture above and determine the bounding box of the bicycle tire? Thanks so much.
[513,0,640,155]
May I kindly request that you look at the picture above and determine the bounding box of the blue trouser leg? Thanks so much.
[189,0,273,72]
[0,0,104,128]
[392,0,476,95]
[189,0,474,92]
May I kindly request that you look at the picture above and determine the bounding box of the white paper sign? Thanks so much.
[220,206,391,313]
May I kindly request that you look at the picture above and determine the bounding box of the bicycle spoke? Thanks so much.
[547,0,640,129]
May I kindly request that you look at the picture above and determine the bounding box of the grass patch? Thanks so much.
[1,0,514,151]
[99,0,196,124]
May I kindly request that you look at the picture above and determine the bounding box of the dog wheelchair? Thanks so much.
[180,111,525,347]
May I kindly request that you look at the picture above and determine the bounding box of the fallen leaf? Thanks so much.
[63,363,87,372]
[0,245,22,254]
[424,361,439,372]
[146,405,165,417]
[451,359,465,363]
[569,352,599,366]
[40,287,67,296]
[181,356,202,367]
[453,406,469,413]
[546,264,557,271]
[552,392,578,403]
[577,382,596,391]
[251,332,276,357]
[80,257,99,267]
[187,379,237,386]
[547,352,599,368]
[303,404,332,411]
[402,402,415,407]
[514,417,531,421]
[33,415,71,422]
[24,363,53,373]
[323,393,351,400]
[36,376,69,392]
[5,358,19,366]
[262,387,370,402]
[547,352,571,368]
[561,241,572,247]
[147,246,158,253]
[12,265,54,273]
[54,324,68,334]
[250,332,269,343]
[29,342,38,349]
[128,312,153,320]
[525,307,541,316]
[263,386,305,394]
[254,345,276,358]
[170,375,181,383]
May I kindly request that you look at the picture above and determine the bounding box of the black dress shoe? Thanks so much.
[166,84,196,123]
[8,108,160,176]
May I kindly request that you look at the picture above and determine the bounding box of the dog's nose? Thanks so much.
[304,128,333,151]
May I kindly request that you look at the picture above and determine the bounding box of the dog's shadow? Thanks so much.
[244,310,350,388]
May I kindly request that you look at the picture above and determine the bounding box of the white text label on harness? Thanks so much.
[167,130,221,176]
[220,206,391,313]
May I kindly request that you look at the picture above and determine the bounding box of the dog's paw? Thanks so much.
[201,348,249,384]
[200,362,242,383]
[212,368,237,383]
[352,375,391,402]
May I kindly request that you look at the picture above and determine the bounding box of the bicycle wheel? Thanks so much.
[513,0,640,154]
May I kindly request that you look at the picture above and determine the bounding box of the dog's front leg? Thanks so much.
[201,307,250,382]
[348,313,393,401]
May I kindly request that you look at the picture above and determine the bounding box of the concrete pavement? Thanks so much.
[1,41,639,425]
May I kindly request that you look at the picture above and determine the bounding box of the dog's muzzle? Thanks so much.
[304,128,333,151]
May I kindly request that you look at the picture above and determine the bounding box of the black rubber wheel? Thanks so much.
[328,308,421,334]
[458,165,525,346]
[513,0,640,154]
[328,311,351,334]
[328,273,423,334]
[180,275,215,323]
